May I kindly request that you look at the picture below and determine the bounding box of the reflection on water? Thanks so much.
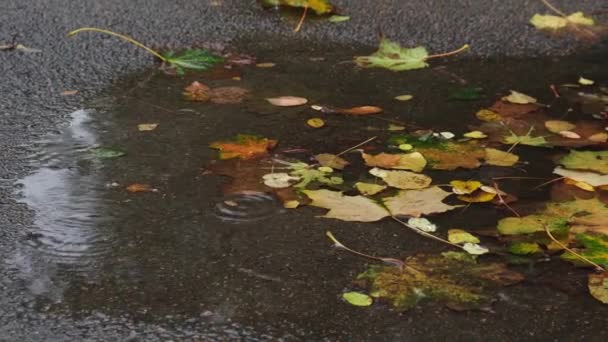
[11,109,116,299]
[214,191,285,223]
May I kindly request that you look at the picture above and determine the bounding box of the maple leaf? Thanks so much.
[383,186,462,218]
[209,134,277,160]
[303,189,389,222]
[354,253,523,311]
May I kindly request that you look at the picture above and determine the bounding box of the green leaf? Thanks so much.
[355,253,523,310]
[449,87,483,101]
[162,49,223,73]
[342,292,373,306]
[503,129,548,147]
[260,0,334,15]
[328,15,350,23]
[91,147,126,159]
[561,234,608,268]
[559,150,608,175]
[508,242,542,255]
[354,38,429,71]
[289,162,343,188]
[530,12,595,30]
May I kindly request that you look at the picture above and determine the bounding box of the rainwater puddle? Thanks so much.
[12,40,608,339]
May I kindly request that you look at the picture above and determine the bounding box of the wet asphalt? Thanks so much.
[0,0,607,340]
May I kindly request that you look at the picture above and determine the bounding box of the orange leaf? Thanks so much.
[183,81,211,101]
[126,183,155,193]
[209,135,278,160]
[336,106,383,115]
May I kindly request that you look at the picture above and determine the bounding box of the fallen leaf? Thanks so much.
[439,132,455,139]
[554,167,608,187]
[561,233,608,268]
[260,0,334,15]
[262,173,300,188]
[545,120,576,133]
[589,133,608,143]
[463,131,487,139]
[91,147,126,159]
[354,253,523,310]
[450,180,482,195]
[384,186,462,218]
[457,190,497,203]
[484,148,519,167]
[588,272,608,304]
[579,77,595,86]
[530,12,595,30]
[60,90,79,96]
[394,94,413,101]
[448,229,480,244]
[209,134,278,160]
[362,152,427,172]
[354,182,387,196]
[559,150,608,174]
[354,38,429,71]
[126,183,156,193]
[503,127,548,147]
[329,15,350,23]
[306,118,325,128]
[407,217,437,232]
[488,100,541,118]
[502,90,537,104]
[564,178,595,192]
[288,162,343,188]
[314,153,349,170]
[559,131,581,139]
[161,49,224,74]
[398,144,413,151]
[389,124,406,131]
[370,167,432,190]
[476,109,502,122]
[303,189,389,222]
[462,243,489,255]
[183,81,211,101]
[508,242,542,255]
[266,96,308,107]
[208,86,250,104]
[137,123,158,131]
[336,106,383,115]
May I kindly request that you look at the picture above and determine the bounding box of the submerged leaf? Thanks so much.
[91,147,126,159]
[588,272,608,304]
[561,233,608,268]
[362,152,427,172]
[355,38,429,71]
[303,189,389,222]
[508,242,542,255]
[209,134,278,160]
[342,292,373,306]
[314,153,349,170]
[336,106,383,115]
[484,148,519,167]
[355,253,523,310]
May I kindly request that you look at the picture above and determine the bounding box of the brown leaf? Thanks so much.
[383,186,463,217]
[209,135,277,160]
[183,81,211,102]
[314,153,349,170]
[126,183,156,193]
[488,100,542,118]
[362,152,426,172]
[418,142,485,170]
[208,86,250,104]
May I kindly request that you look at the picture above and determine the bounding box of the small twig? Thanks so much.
[293,6,309,32]
[492,181,520,217]
[539,0,567,17]
[532,176,564,190]
[335,136,377,157]
[544,225,606,272]
[426,44,470,60]
[326,231,404,267]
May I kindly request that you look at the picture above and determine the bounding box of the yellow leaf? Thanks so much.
[579,76,595,85]
[545,120,576,133]
[458,190,496,203]
[502,90,537,104]
[370,168,432,190]
[448,229,480,244]
[484,148,519,167]
[256,62,276,68]
[394,94,413,101]
[476,109,502,122]
[450,180,482,195]
[137,123,158,131]
[362,152,427,172]
[463,131,487,139]
[307,117,325,128]
[563,178,595,192]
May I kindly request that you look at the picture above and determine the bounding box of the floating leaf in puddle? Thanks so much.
[439,132,455,140]
[394,94,413,101]
[303,189,389,222]
[354,253,523,310]
[457,190,496,203]
[389,124,406,131]
[91,147,126,159]
[463,130,487,139]
[502,90,537,104]
[553,167,608,187]
[383,186,462,218]
[262,173,300,188]
[266,96,308,107]
[476,109,502,122]
[407,217,437,232]
[354,182,387,196]
[184,81,250,104]
[362,152,427,172]
[462,243,489,255]
[503,127,548,147]
[126,183,156,193]
[563,178,595,192]
[559,150,608,174]
[329,15,350,23]
[417,141,485,170]
[588,272,608,304]
[449,87,482,101]
[450,180,482,195]
[589,133,608,143]
[448,229,480,244]
[260,0,334,14]
[184,81,211,101]
[484,148,519,167]
[306,117,325,128]
[369,167,432,190]
[398,144,413,151]
[545,120,576,133]
[342,291,373,306]
[508,242,543,255]
[579,76,595,86]
[209,134,278,160]
[558,131,581,139]
[137,123,158,131]
[561,233,608,268]
[288,162,343,188]
[336,106,383,115]
[314,153,349,170]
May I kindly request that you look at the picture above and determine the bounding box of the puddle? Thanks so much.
[12,40,608,339]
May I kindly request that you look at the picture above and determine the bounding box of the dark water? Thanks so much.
[11,40,608,340]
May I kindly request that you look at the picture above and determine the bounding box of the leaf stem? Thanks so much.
[539,0,567,17]
[543,225,606,272]
[326,231,403,267]
[68,27,167,62]
[293,6,309,32]
[426,44,470,60]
